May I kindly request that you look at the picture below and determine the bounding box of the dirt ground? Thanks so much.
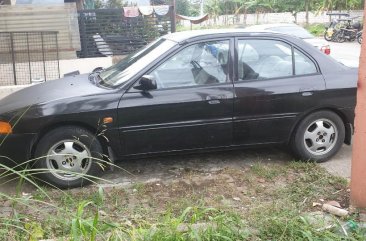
[0,144,351,196]
[0,146,354,240]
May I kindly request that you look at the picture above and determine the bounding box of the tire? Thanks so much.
[291,111,345,163]
[358,35,363,44]
[324,31,332,41]
[334,32,345,43]
[33,126,105,189]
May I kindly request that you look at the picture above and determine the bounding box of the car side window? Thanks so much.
[294,48,318,75]
[149,40,229,89]
[238,39,293,81]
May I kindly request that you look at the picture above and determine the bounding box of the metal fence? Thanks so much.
[0,31,60,86]
[78,7,175,58]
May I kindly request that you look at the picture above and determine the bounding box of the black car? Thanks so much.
[0,30,357,188]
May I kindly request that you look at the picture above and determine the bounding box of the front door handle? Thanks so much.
[299,88,315,97]
[207,99,221,104]
[302,91,313,97]
[206,95,225,104]
[206,95,226,101]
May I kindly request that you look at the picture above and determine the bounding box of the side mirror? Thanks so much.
[134,75,157,91]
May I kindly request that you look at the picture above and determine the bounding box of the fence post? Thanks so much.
[41,32,47,81]
[9,33,17,85]
[26,32,32,84]
[79,12,88,58]
[55,32,60,79]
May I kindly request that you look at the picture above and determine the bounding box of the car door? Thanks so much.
[118,39,234,155]
[233,38,326,145]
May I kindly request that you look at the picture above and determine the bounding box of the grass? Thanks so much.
[305,23,326,37]
[1,158,365,240]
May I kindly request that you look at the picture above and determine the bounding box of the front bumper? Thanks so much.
[0,133,37,167]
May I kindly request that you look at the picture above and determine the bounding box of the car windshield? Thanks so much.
[268,26,314,39]
[98,38,177,88]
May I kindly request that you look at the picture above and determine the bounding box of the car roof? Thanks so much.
[163,28,292,43]
[245,23,301,30]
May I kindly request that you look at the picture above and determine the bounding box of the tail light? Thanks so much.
[321,45,331,55]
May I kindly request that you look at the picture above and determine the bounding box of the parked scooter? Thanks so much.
[357,30,363,44]
[324,18,339,41]
[334,20,362,43]
[324,13,350,41]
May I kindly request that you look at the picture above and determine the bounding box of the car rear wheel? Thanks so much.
[34,126,105,189]
[291,111,345,162]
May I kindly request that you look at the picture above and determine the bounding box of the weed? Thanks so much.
[305,23,326,37]
[251,162,285,180]
[132,182,146,194]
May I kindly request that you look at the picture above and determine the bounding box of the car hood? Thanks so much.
[303,38,328,48]
[0,74,113,115]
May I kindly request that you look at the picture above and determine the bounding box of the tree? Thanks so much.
[275,0,305,23]
[205,0,221,23]
[94,0,104,9]
[105,0,124,8]
[176,0,190,15]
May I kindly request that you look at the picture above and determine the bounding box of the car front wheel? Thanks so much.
[34,126,105,189]
[292,111,345,162]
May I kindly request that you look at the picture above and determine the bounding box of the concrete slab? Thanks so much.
[328,41,361,67]
[320,145,352,179]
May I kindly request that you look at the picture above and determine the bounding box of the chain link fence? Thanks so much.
[0,31,60,86]
[78,7,175,58]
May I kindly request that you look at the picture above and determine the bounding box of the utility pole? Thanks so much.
[172,0,176,32]
[350,4,366,208]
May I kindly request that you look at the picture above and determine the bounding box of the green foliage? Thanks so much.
[94,0,104,9]
[105,0,124,9]
[176,0,190,15]
[274,0,306,15]
[306,23,326,36]
[25,222,44,241]
[202,0,364,16]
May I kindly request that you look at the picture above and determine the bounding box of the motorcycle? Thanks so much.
[324,19,338,41]
[357,30,363,44]
[331,18,362,43]
[324,13,350,41]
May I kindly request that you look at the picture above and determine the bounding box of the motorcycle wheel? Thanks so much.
[324,31,333,41]
[336,32,345,43]
[358,35,363,44]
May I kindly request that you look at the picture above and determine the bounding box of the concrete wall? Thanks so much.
[59,56,113,76]
[0,85,28,100]
[180,10,364,27]
[0,3,80,60]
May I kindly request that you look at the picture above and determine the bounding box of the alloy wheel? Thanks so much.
[46,139,92,181]
[303,118,338,156]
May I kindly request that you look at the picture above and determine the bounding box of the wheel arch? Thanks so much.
[288,107,353,145]
[31,121,110,159]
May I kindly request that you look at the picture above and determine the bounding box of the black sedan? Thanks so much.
[0,30,357,188]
